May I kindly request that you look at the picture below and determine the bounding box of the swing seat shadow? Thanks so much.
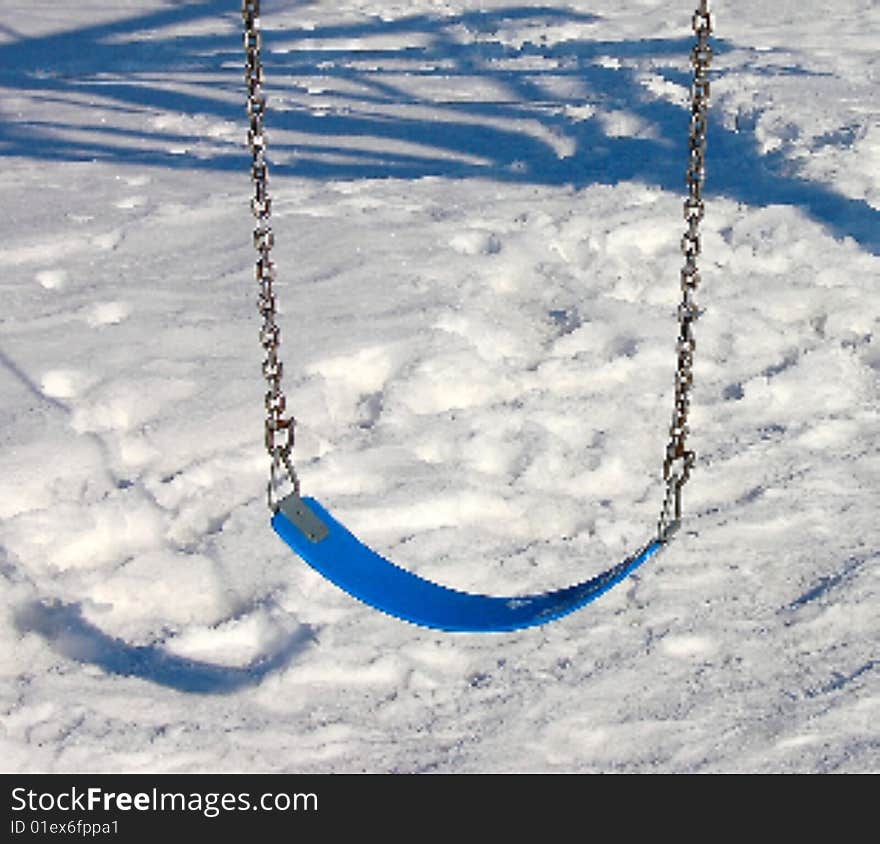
[14,599,316,695]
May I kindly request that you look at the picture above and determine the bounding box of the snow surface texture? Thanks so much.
[0,0,877,773]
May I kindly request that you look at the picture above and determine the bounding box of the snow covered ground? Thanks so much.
[0,0,877,772]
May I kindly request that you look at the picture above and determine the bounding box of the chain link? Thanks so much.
[242,0,710,528]
[242,0,299,510]
[658,1,712,541]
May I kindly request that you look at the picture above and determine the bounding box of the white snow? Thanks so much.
[0,0,877,773]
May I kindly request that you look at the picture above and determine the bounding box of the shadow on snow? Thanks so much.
[14,599,316,695]
[0,0,876,252]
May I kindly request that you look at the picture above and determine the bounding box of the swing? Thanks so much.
[241,1,712,631]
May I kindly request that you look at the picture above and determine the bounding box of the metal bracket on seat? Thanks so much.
[277,493,330,543]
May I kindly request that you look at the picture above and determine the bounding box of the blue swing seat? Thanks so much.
[272,495,662,632]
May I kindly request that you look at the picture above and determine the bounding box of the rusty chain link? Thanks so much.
[242,0,298,510]
[658,1,712,541]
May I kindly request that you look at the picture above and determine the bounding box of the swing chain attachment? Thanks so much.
[242,0,300,511]
[658,1,712,542]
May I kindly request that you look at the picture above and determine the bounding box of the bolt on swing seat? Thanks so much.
[242,0,712,631]
[272,495,663,632]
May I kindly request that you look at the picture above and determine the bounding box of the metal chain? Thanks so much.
[242,0,299,510]
[658,1,712,541]
[241,0,710,527]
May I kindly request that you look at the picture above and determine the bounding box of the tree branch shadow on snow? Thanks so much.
[1,1,877,253]
[14,599,316,695]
